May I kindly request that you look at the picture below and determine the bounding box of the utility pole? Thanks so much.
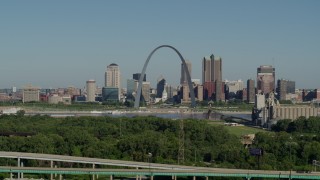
[194,149,197,164]
[120,118,122,137]
[178,110,185,164]
[148,153,152,176]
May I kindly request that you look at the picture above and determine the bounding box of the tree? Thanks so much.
[302,141,320,164]
[16,110,25,117]
[271,119,291,132]
[291,116,307,133]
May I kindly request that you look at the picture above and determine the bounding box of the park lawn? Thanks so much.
[224,125,266,137]
[206,120,266,137]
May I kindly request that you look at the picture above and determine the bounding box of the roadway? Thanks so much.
[1,151,320,179]
[0,166,319,179]
[0,151,195,170]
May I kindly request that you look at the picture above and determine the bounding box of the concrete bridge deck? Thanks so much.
[1,151,320,179]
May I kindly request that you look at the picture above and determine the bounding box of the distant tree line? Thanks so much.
[272,116,320,133]
[0,114,320,179]
[0,114,247,168]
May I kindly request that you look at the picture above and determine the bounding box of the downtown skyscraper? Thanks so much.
[133,73,146,82]
[202,55,222,84]
[157,75,166,98]
[202,54,224,101]
[257,65,275,95]
[276,79,295,101]
[105,63,121,101]
[105,63,121,88]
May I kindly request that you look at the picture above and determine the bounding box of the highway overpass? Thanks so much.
[0,151,320,179]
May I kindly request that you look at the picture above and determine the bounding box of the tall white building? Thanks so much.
[105,63,121,88]
[255,94,266,110]
[162,88,168,102]
[86,80,96,102]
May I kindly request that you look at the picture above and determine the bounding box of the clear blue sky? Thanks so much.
[1,0,319,89]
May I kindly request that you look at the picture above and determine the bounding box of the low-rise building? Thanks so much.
[23,85,40,103]
[48,94,72,105]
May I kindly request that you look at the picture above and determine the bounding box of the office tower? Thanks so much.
[156,76,166,98]
[86,80,96,102]
[181,83,190,103]
[133,73,146,82]
[247,79,255,103]
[102,87,119,102]
[22,85,40,103]
[127,79,138,100]
[202,55,222,83]
[286,81,295,94]
[203,82,215,100]
[202,56,213,100]
[105,63,121,88]
[210,54,222,82]
[215,81,225,101]
[165,84,174,99]
[142,81,151,103]
[276,79,287,101]
[242,88,248,102]
[195,85,204,102]
[225,80,244,100]
[276,79,296,101]
[180,60,192,84]
[202,53,223,101]
[202,56,211,84]
[257,65,275,94]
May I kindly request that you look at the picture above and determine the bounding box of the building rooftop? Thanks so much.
[203,56,210,60]
[109,63,118,66]
[214,56,222,60]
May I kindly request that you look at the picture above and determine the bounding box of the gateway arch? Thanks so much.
[134,45,196,108]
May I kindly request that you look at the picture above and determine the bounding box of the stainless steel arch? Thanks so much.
[134,45,196,108]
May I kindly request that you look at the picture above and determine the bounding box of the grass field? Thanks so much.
[206,120,267,137]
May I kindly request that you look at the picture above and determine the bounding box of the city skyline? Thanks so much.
[1,1,319,89]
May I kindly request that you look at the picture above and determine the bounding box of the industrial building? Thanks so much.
[252,92,318,128]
